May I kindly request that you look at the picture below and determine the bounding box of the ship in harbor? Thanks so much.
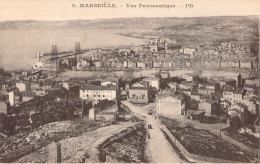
[32,42,88,72]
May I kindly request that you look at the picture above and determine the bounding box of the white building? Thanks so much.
[223,86,244,104]
[223,86,235,103]
[94,61,102,68]
[8,90,21,106]
[16,82,30,92]
[143,77,160,90]
[160,72,169,79]
[155,94,185,117]
[182,74,193,82]
[80,85,117,104]
[89,108,96,121]
[180,48,195,55]
[123,61,128,68]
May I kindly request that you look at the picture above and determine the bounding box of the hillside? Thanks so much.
[0,16,258,31]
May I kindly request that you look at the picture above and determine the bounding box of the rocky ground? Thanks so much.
[100,124,147,163]
[1,102,156,163]
[0,119,116,162]
[15,122,138,163]
[160,116,258,162]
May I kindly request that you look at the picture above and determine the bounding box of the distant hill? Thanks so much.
[0,16,258,31]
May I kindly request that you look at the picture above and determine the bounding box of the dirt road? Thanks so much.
[122,101,183,163]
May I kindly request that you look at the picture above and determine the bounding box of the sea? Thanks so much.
[0,29,146,71]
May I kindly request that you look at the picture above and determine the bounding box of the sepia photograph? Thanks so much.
[0,0,259,163]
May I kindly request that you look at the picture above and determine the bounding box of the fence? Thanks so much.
[159,124,237,163]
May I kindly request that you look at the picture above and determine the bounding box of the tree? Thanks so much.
[3,116,16,134]
[0,113,7,124]
[0,113,7,133]
[230,116,241,129]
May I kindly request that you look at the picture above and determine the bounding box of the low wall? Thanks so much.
[160,124,237,163]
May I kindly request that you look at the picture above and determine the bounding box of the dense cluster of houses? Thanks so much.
[75,40,257,71]
[0,39,259,137]
[0,72,61,114]
[121,71,259,137]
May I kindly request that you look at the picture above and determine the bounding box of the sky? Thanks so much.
[0,0,260,21]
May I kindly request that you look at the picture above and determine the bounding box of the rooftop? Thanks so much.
[21,92,35,97]
[205,99,217,104]
[129,86,149,90]
[234,89,243,94]
[143,77,160,81]
[224,85,235,92]
[156,93,184,101]
[81,84,116,90]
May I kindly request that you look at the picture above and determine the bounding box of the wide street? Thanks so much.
[122,101,184,163]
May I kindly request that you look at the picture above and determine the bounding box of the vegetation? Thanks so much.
[94,99,116,112]
[4,88,81,135]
